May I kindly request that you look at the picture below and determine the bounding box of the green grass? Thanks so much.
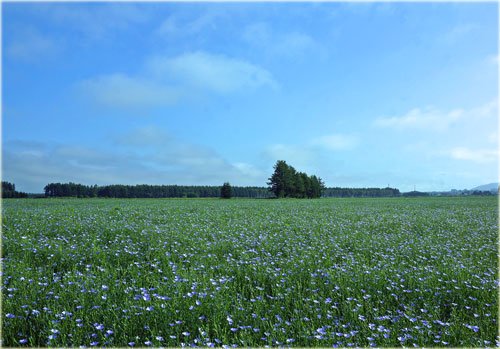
[1,197,498,347]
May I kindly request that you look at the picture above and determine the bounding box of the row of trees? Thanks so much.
[323,187,401,198]
[267,160,325,198]
[43,182,272,198]
[1,181,28,198]
[5,179,447,199]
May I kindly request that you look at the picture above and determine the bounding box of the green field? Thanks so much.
[1,197,498,347]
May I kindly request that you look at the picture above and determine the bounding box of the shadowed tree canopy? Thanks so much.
[43,183,272,198]
[220,182,232,199]
[267,160,325,198]
[2,181,28,198]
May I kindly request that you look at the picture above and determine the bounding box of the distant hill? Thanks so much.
[471,183,498,192]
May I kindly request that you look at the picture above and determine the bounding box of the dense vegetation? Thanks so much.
[220,182,232,199]
[2,197,497,347]
[42,181,402,199]
[323,187,400,198]
[43,183,271,198]
[267,160,325,198]
[1,181,28,198]
[4,176,494,199]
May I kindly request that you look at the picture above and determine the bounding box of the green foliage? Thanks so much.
[267,160,325,198]
[220,182,232,199]
[323,187,401,197]
[2,181,28,198]
[43,183,271,198]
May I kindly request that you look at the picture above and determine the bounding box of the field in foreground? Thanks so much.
[1,197,498,347]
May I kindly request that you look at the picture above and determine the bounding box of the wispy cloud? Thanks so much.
[156,11,220,38]
[242,22,323,59]
[41,3,151,42]
[6,26,58,62]
[374,100,497,132]
[310,134,359,151]
[78,51,277,109]
[264,144,316,169]
[114,126,172,147]
[486,54,499,65]
[4,130,268,192]
[374,107,464,131]
[437,23,478,45]
[264,132,358,171]
[147,51,278,93]
[449,147,498,164]
[232,162,265,179]
[79,74,181,108]
[375,100,498,170]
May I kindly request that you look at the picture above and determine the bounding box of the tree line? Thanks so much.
[1,181,28,198]
[43,182,272,198]
[267,160,325,198]
[323,187,401,198]
[2,180,432,199]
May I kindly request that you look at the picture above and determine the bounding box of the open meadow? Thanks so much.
[1,197,498,347]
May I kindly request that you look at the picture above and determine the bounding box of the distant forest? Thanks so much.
[43,182,272,198]
[42,182,403,199]
[3,181,493,199]
[323,187,401,197]
[1,181,28,198]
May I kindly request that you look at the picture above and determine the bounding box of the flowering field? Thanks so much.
[1,197,498,347]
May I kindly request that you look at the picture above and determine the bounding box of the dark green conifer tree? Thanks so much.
[220,182,232,199]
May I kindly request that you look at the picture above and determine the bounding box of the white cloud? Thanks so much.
[373,100,498,172]
[156,12,219,38]
[242,22,321,59]
[487,132,498,144]
[486,54,499,66]
[469,99,498,119]
[114,126,172,147]
[242,22,270,45]
[264,132,358,169]
[43,3,151,42]
[79,51,277,108]
[233,162,265,178]
[6,26,58,61]
[438,23,477,45]
[450,147,498,164]
[278,32,318,57]
[374,101,498,143]
[264,144,315,169]
[374,107,464,131]
[4,132,268,192]
[311,134,359,151]
[156,16,178,36]
[79,74,181,108]
[147,51,278,93]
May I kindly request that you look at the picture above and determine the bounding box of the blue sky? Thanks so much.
[2,2,498,193]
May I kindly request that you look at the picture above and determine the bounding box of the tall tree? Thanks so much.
[267,160,289,198]
[268,160,325,198]
[220,182,232,199]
